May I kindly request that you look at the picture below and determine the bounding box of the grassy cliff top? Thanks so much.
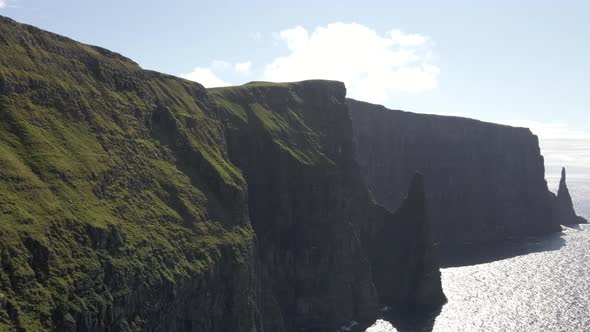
[210,80,349,167]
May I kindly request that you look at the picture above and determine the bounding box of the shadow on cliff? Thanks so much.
[438,230,567,268]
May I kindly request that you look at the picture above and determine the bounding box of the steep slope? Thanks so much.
[210,82,445,330]
[0,16,445,332]
[0,15,261,331]
[553,167,587,225]
[348,98,561,246]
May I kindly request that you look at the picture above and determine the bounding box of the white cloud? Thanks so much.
[0,0,7,9]
[180,67,229,88]
[234,61,252,75]
[263,23,439,103]
[180,23,437,100]
[388,30,427,47]
[181,59,254,87]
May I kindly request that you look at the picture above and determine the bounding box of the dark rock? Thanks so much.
[213,81,445,331]
[554,167,587,225]
[369,173,446,311]
[348,98,562,247]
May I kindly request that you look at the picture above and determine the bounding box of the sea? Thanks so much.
[367,138,590,332]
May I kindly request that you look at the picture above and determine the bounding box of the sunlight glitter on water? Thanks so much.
[368,226,590,332]
[432,225,590,331]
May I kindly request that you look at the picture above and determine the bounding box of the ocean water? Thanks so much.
[367,138,590,332]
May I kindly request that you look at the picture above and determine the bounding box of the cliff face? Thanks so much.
[0,16,444,332]
[553,167,587,225]
[210,82,445,330]
[348,98,561,246]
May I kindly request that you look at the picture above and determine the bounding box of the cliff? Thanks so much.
[553,167,587,225]
[210,82,445,330]
[0,15,260,332]
[348,98,562,246]
[0,16,444,331]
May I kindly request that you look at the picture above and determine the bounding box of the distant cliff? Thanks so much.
[348,98,562,246]
[0,16,444,331]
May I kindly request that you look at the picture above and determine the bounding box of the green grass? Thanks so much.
[209,82,344,166]
[0,16,254,331]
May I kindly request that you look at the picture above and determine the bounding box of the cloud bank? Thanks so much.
[264,23,438,103]
[181,22,439,101]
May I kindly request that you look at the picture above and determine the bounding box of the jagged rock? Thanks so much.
[348,98,562,247]
[554,167,587,225]
[369,173,446,311]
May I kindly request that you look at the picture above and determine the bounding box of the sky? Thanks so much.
[1,0,589,141]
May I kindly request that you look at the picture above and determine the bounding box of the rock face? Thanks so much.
[348,98,562,246]
[369,173,444,311]
[210,82,445,330]
[553,167,587,225]
[0,16,444,331]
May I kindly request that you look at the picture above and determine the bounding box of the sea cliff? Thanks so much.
[349,98,563,246]
[0,16,444,331]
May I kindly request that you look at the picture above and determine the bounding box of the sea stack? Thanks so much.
[369,173,446,311]
[556,167,588,225]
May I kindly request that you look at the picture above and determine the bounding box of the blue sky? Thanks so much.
[1,0,589,139]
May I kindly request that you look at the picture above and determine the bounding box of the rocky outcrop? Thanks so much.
[0,16,444,332]
[553,167,587,225]
[369,173,445,311]
[348,98,562,246]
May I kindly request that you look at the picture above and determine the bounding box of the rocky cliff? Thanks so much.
[348,98,562,246]
[0,16,444,331]
[210,82,445,330]
[552,167,587,225]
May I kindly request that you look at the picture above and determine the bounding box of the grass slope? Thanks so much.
[0,16,254,331]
